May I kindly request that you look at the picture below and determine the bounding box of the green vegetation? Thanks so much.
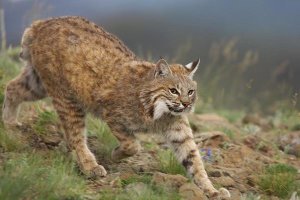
[240,193,261,200]
[0,152,87,200]
[272,110,300,131]
[33,108,58,134]
[158,149,186,176]
[216,109,245,123]
[121,174,152,187]
[258,163,299,198]
[86,116,118,160]
[222,128,236,140]
[102,177,181,200]
[100,186,181,200]
[0,122,24,152]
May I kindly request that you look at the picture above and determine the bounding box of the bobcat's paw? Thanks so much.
[218,188,231,199]
[84,165,107,179]
[208,187,231,200]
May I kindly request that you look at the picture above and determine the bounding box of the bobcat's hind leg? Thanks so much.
[2,66,46,126]
[108,124,141,161]
[53,97,107,178]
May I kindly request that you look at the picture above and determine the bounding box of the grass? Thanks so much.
[33,107,58,135]
[0,152,87,200]
[86,116,118,160]
[222,128,236,140]
[240,193,261,200]
[0,122,24,152]
[272,109,300,131]
[258,163,299,198]
[120,174,152,187]
[216,109,245,123]
[100,185,181,200]
[102,174,182,200]
[158,149,186,176]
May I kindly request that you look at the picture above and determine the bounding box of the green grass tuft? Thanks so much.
[158,149,186,176]
[240,192,261,200]
[258,163,299,198]
[101,181,181,200]
[86,116,118,160]
[216,109,245,123]
[222,128,236,140]
[0,152,87,200]
[33,108,58,135]
[0,123,24,152]
[121,174,152,187]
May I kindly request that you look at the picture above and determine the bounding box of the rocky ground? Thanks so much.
[1,102,299,200]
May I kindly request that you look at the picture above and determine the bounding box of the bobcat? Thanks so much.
[3,16,230,199]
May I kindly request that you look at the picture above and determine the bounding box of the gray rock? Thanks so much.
[179,183,207,200]
[152,172,188,189]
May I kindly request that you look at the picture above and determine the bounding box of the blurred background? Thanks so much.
[0,0,299,113]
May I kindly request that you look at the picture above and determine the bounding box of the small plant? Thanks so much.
[240,192,261,200]
[101,180,181,200]
[0,122,23,152]
[217,109,245,123]
[158,149,186,176]
[272,110,300,130]
[258,163,299,198]
[33,108,58,134]
[86,116,118,159]
[222,128,235,140]
[242,124,261,135]
[121,174,152,187]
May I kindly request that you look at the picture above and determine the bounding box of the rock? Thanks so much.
[152,172,188,189]
[211,176,235,187]
[290,192,300,200]
[243,135,259,149]
[194,131,229,147]
[242,113,272,130]
[235,183,247,193]
[179,183,207,200]
[188,113,239,134]
[278,131,300,157]
[243,135,274,156]
[41,134,62,146]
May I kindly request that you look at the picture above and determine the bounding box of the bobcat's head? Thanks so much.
[140,58,200,120]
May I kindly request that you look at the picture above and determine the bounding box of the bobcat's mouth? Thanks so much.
[167,104,185,113]
[166,102,193,115]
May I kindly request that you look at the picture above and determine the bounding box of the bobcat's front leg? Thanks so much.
[165,116,230,199]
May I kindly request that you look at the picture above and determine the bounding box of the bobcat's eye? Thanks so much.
[169,88,179,95]
[188,90,195,96]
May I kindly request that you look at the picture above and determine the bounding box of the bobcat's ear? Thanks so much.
[185,58,200,79]
[155,59,172,78]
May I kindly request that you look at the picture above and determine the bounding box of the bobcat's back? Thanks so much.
[21,16,137,104]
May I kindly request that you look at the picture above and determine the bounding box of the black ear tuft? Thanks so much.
[185,58,200,79]
[155,59,172,78]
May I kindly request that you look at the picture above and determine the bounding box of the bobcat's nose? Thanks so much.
[182,102,190,108]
